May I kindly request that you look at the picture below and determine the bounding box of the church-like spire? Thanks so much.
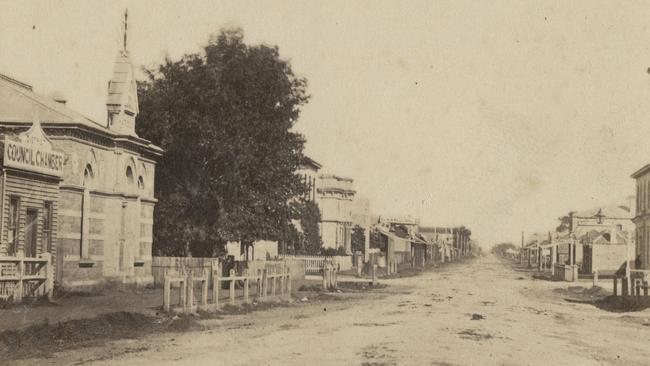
[123,9,128,52]
[106,9,139,136]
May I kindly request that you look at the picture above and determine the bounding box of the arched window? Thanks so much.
[126,166,134,185]
[83,164,94,187]
[138,176,144,190]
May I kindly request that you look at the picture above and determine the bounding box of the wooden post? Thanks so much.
[322,265,328,290]
[644,281,649,297]
[372,264,378,286]
[286,268,291,296]
[186,271,194,313]
[279,264,285,294]
[257,269,263,298]
[229,269,235,306]
[43,253,53,300]
[213,269,220,309]
[15,258,23,303]
[613,277,618,297]
[332,266,337,288]
[163,271,171,312]
[262,269,268,298]
[622,277,628,297]
[593,271,599,287]
[243,270,249,303]
[201,270,208,308]
[271,267,277,296]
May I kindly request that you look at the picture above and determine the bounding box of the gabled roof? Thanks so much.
[0,73,110,132]
[0,73,162,154]
[631,164,650,179]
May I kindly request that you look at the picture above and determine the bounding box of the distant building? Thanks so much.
[316,174,355,251]
[632,164,650,269]
[296,156,321,202]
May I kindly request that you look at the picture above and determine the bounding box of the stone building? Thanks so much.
[296,156,321,202]
[0,24,161,289]
[316,174,355,251]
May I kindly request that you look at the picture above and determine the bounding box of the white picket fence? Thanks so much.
[279,255,353,274]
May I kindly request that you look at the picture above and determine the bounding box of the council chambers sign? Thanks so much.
[3,118,64,178]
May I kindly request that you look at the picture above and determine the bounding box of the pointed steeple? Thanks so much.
[106,9,139,136]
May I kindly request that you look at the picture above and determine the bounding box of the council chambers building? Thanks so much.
[0,28,162,290]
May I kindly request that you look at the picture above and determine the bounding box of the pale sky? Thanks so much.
[2,1,650,248]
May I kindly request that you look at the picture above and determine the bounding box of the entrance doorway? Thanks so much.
[25,209,38,258]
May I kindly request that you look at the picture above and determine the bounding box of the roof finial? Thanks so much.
[123,9,128,52]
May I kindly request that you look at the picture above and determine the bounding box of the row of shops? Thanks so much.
[369,218,473,272]
[519,205,635,281]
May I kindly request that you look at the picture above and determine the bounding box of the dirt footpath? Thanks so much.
[12,255,650,366]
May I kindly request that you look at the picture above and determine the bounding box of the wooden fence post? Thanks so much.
[262,269,268,298]
[186,271,194,313]
[279,263,285,294]
[372,264,378,286]
[243,270,249,303]
[257,269,262,298]
[163,270,171,312]
[15,258,23,304]
[43,253,53,300]
[322,265,328,289]
[286,268,291,297]
[201,269,208,309]
[613,277,618,297]
[213,267,220,309]
[593,271,598,287]
[271,267,277,296]
[229,269,236,306]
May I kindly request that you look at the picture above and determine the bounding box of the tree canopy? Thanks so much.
[491,242,517,256]
[136,28,309,256]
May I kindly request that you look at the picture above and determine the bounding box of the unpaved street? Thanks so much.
[22,255,650,366]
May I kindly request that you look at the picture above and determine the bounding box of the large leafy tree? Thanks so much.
[136,28,309,256]
[351,225,366,254]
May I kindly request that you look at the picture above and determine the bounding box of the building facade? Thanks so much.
[632,165,650,269]
[0,27,161,289]
[316,174,355,251]
[296,156,321,202]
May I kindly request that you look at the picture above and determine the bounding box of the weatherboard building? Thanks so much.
[0,31,161,289]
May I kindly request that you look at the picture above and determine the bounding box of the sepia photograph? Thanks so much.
[1,1,650,365]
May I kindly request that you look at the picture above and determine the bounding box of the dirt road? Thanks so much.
[17,254,650,365]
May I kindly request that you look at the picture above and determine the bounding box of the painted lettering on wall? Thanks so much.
[4,139,64,177]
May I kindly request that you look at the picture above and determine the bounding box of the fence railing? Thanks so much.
[152,257,306,288]
[163,262,292,313]
[279,255,353,274]
[0,254,53,303]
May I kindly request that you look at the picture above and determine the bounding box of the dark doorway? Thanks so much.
[25,209,38,258]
